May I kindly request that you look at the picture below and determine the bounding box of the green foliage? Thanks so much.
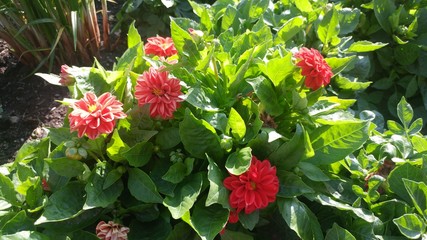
[5,0,427,239]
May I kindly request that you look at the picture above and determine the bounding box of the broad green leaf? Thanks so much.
[317,7,340,47]
[45,158,85,178]
[35,182,85,224]
[171,18,200,65]
[298,162,330,182]
[156,128,181,149]
[246,77,283,116]
[278,197,324,240]
[190,203,228,240]
[239,210,259,231]
[220,230,254,240]
[221,6,239,32]
[128,168,163,203]
[163,173,203,219]
[0,231,50,240]
[123,141,153,167]
[84,164,123,210]
[225,147,252,175]
[397,97,413,129]
[275,16,306,44]
[373,0,396,34]
[408,118,423,135]
[127,218,172,240]
[102,168,123,190]
[114,43,138,71]
[412,135,427,153]
[387,120,405,135]
[127,22,142,49]
[179,109,223,160]
[393,213,426,239]
[347,41,388,52]
[185,87,219,112]
[325,56,355,75]
[162,162,187,184]
[106,129,129,162]
[294,0,312,13]
[394,43,420,66]
[305,120,370,165]
[206,156,229,207]
[371,199,411,222]
[247,0,269,19]
[269,124,314,170]
[258,53,294,87]
[0,174,19,206]
[313,194,378,223]
[388,163,424,204]
[334,76,371,91]
[1,210,34,235]
[325,223,356,240]
[403,179,427,219]
[338,8,360,35]
[228,108,246,140]
[277,171,314,197]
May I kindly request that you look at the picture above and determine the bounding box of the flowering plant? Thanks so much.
[3,0,427,239]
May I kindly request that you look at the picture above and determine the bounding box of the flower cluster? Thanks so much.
[294,47,333,90]
[223,156,279,221]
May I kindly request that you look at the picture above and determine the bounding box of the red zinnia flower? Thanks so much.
[69,92,127,140]
[144,36,177,57]
[96,221,130,240]
[223,156,279,215]
[294,47,333,90]
[135,67,182,119]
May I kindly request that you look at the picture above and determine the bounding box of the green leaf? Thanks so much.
[387,120,405,135]
[325,223,356,240]
[35,182,85,224]
[163,173,203,219]
[388,163,424,204]
[0,174,19,207]
[373,0,396,34]
[128,168,163,203]
[394,43,420,66]
[403,179,427,219]
[106,129,129,162]
[298,162,330,182]
[412,135,427,153]
[162,162,187,184]
[0,231,50,240]
[206,156,229,207]
[123,141,153,167]
[269,124,314,170]
[277,171,314,198]
[261,53,294,87]
[228,108,246,141]
[371,199,411,222]
[325,56,355,75]
[246,77,283,116]
[179,109,222,160]
[239,210,259,231]
[190,203,228,240]
[278,197,324,240]
[185,87,219,112]
[102,168,123,190]
[317,7,340,47]
[334,76,371,91]
[397,97,413,129]
[171,18,200,65]
[156,128,181,149]
[393,213,426,239]
[83,164,123,210]
[221,6,239,32]
[45,158,85,178]
[275,16,306,44]
[305,120,370,165]
[1,211,34,235]
[347,41,388,52]
[338,8,360,35]
[225,147,252,175]
[294,0,313,13]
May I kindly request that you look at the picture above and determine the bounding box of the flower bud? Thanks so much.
[59,65,75,86]
[65,147,83,160]
[220,135,233,152]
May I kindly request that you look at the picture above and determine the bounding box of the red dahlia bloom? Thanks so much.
[294,47,333,90]
[69,92,127,140]
[135,67,182,119]
[96,221,130,240]
[223,156,279,215]
[144,36,177,57]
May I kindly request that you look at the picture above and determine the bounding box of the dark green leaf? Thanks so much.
[128,168,163,203]
[45,158,85,178]
[156,128,181,149]
[277,171,314,197]
[206,156,229,207]
[373,0,396,34]
[388,163,424,204]
[298,162,330,182]
[123,141,153,167]
[162,162,187,184]
[0,174,19,207]
[325,223,356,240]
[191,203,228,240]
[239,210,259,231]
[247,76,284,115]
[1,211,34,235]
[0,231,50,240]
[403,179,427,219]
[393,213,426,239]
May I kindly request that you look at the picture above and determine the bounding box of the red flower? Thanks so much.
[135,67,182,119]
[294,47,333,90]
[96,221,130,240]
[59,65,75,86]
[144,36,177,57]
[223,156,279,215]
[69,92,127,139]
[41,178,50,192]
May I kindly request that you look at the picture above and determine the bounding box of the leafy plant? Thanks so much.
[0,0,110,73]
[2,0,420,239]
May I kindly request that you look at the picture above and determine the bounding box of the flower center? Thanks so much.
[153,88,164,96]
[249,181,257,190]
[88,104,97,112]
